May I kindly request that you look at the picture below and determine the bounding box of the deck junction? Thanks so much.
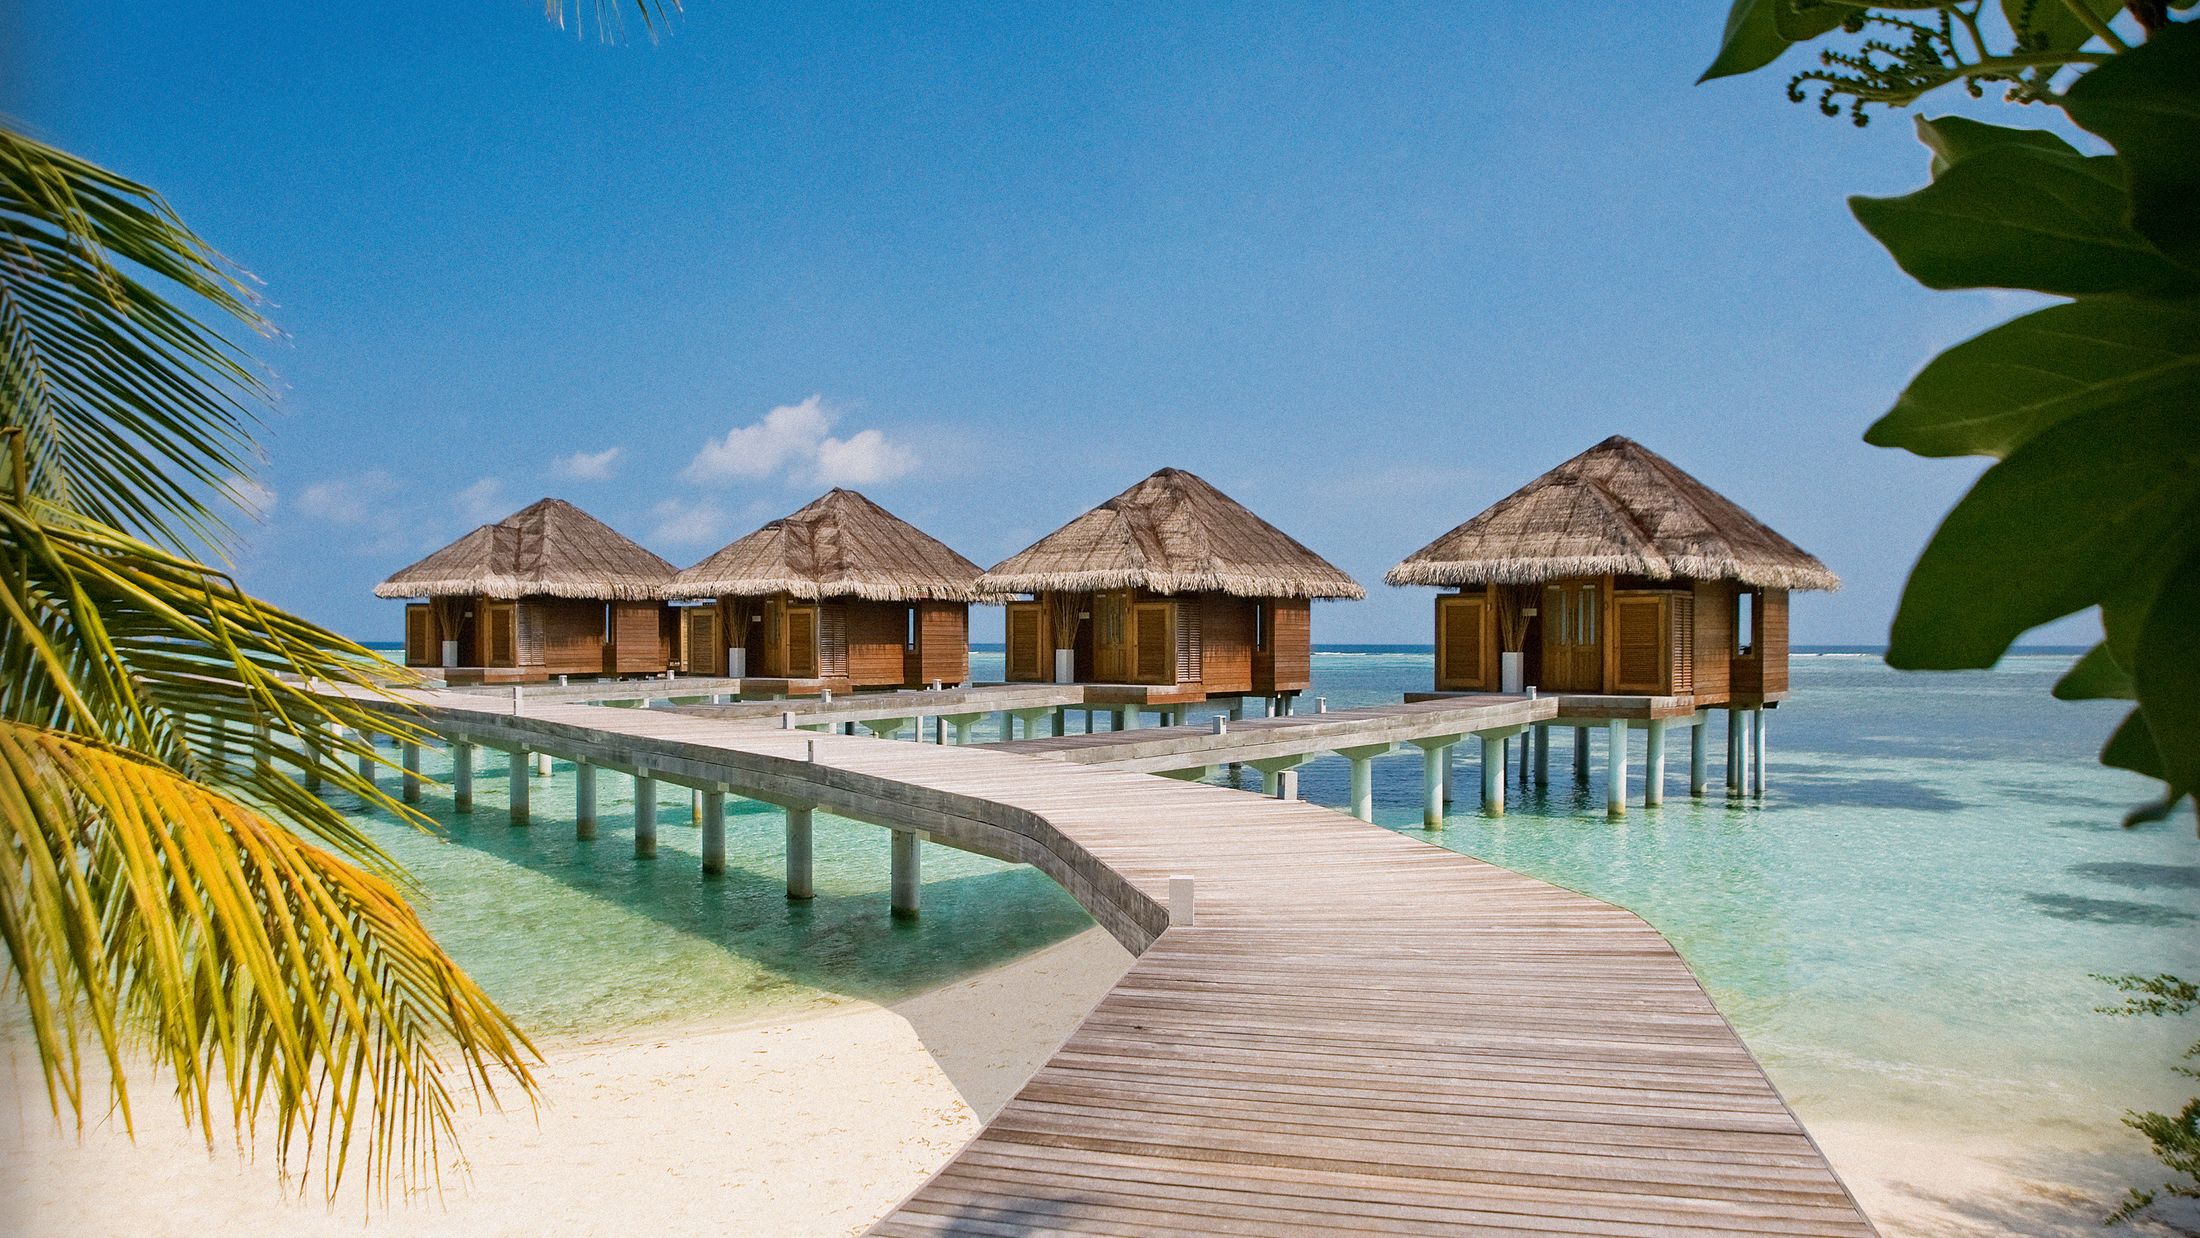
[306,675,1860,1235]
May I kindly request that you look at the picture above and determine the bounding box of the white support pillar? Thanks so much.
[633,772,657,858]
[951,717,975,744]
[1690,716,1708,797]
[453,742,474,812]
[357,733,376,784]
[1481,735,1505,818]
[1420,742,1451,829]
[1727,708,1744,796]
[700,789,727,876]
[575,761,597,839]
[401,741,423,804]
[1751,709,1768,797]
[508,749,530,826]
[535,751,553,777]
[1572,726,1590,781]
[995,711,1012,741]
[1053,706,1068,736]
[1606,719,1629,818]
[890,829,923,918]
[1645,720,1667,807]
[1120,708,1140,731]
[1533,724,1550,784]
[1339,744,1391,822]
[786,806,814,900]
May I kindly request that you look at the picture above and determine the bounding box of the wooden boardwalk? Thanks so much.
[355,688,1871,1236]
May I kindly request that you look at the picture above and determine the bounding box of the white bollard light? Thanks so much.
[1168,875,1196,927]
[821,688,833,704]
[511,685,525,715]
[1211,716,1229,736]
[1316,697,1328,714]
[1276,769,1299,801]
[782,711,797,730]
[806,739,818,763]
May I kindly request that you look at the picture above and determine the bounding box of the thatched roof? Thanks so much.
[1385,437,1839,591]
[664,489,985,602]
[979,468,1365,600]
[374,498,676,601]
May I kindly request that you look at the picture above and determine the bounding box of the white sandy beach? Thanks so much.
[5,923,2191,1238]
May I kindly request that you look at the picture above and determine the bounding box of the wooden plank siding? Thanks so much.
[1253,597,1312,694]
[347,687,1870,1237]
[845,598,910,688]
[912,601,971,687]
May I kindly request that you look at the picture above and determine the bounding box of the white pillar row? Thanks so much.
[401,741,422,804]
[508,749,530,826]
[1418,740,1453,829]
[633,772,658,858]
[890,829,924,918]
[1645,720,1667,808]
[1689,716,1708,797]
[1752,709,1769,798]
[453,742,474,812]
[1606,719,1629,818]
[1339,744,1390,822]
[786,806,814,900]
[700,789,727,876]
[575,761,597,839]
[1480,735,1505,818]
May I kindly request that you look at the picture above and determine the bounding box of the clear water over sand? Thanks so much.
[359,649,2199,1189]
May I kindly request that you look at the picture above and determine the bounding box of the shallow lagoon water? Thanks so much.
[361,649,2199,1168]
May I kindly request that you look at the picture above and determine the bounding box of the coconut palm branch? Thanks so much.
[1,123,535,1198]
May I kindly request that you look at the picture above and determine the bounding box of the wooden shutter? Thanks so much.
[1614,594,1669,694]
[784,606,818,678]
[404,604,434,666]
[484,602,517,667]
[683,608,721,676]
[1436,594,1487,690]
[1670,593,1694,693]
[1006,603,1043,680]
[1176,602,1201,684]
[818,603,847,678]
[1133,603,1174,684]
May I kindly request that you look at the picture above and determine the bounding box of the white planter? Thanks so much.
[1054,649,1076,684]
[1500,651,1524,694]
[440,640,459,668]
[727,647,747,678]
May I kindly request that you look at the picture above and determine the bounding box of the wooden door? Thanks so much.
[1613,593,1671,694]
[1539,579,1602,692]
[1133,602,1175,685]
[682,607,722,676]
[1006,602,1044,681]
[1434,594,1489,690]
[483,602,518,668]
[404,604,435,666]
[783,605,819,679]
[1093,591,1131,682]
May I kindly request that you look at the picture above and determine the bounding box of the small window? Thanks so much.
[1577,584,1597,644]
[1736,590,1757,657]
[905,605,918,650]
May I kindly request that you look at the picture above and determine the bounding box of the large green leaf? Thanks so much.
[1915,114,2079,179]
[1866,297,2200,458]
[2134,550,2200,794]
[2055,642,2136,701]
[1850,144,2193,295]
[1699,0,1847,83]
[2062,21,2200,273]
[2002,0,2124,52]
[1885,401,2200,669]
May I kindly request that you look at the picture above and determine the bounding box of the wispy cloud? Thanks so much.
[684,395,917,488]
[296,470,398,525]
[551,446,622,481]
[647,497,726,549]
[453,477,506,523]
[229,477,277,520]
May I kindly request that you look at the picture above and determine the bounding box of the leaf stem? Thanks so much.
[2062,0,2132,51]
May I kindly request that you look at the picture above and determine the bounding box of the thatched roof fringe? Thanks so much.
[375,498,677,601]
[982,568,1363,601]
[667,489,985,603]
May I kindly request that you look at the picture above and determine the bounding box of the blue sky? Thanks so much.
[6,2,2094,645]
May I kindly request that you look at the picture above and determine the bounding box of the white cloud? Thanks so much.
[296,470,398,525]
[229,478,277,520]
[814,427,916,486]
[453,477,506,523]
[683,395,916,488]
[647,497,727,549]
[552,446,622,481]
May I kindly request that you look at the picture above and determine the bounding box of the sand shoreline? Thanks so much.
[6,925,2194,1237]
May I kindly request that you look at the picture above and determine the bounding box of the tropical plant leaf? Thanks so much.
[2134,550,2200,793]
[1849,143,2195,295]
[2003,0,2126,52]
[2057,642,2137,701]
[1699,0,1849,82]
[1885,401,2200,670]
[1865,296,2200,458]
[0,129,267,551]
[1916,114,2080,179]
[2061,20,2200,273]
[0,721,535,1197]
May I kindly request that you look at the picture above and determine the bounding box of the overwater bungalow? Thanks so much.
[1385,436,1838,704]
[664,489,982,693]
[376,497,679,683]
[981,468,1364,714]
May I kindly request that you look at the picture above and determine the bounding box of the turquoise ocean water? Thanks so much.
[355,649,2199,1167]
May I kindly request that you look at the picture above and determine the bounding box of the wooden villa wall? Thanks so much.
[1692,580,1734,703]
[606,600,669,675]
[1731,588,1789,701]
[1434,590,1493,692]
[845,599,908,688]
[1199,595,1255,695]
[1254,597,1312,694]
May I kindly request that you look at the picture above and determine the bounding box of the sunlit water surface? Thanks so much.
[356,649,2197,1161]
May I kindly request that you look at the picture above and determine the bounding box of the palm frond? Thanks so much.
[0,127,269,552]
[0,721,536,1198]
[542,0,679,42]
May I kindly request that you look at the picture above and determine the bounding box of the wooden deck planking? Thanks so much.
[339,687,1871,1235]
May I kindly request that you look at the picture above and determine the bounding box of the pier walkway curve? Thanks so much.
[332,686,1873,1236]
